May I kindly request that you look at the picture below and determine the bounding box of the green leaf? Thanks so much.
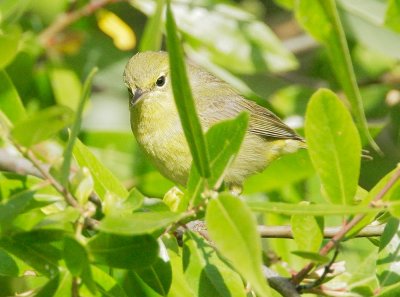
[377,218,400,290]
[184,113,249,209]
[385,0,400,33]
[12,106,74,147]
[165,2,210,178]
[0,248,18,276]
[0,70,26,124]
[291,206,324,253]
[87,233,159,269]
[133,0,297,74]
[99,211,184,236]
[0,237,60,277]
[205,193,271,297]
[305,89,361,205]
[0,25,21,69]
[296,0,379,151]
[291,251,330,264]
[60,67,97,186]
[140,0,164,51]
[92,265,128,297]
[244,150,314,194]
[136,240,172,296]
[73,139,128,200]
[163,235,196,297]
[63,237,89,276]
[49,67,82,111]
[182,231,247,297]
[247,201,379,216]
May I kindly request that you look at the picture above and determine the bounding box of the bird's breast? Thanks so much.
[130,99,192,185]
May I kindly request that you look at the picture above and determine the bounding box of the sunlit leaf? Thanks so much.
[140,0,164,51]
[166,3,210,179]
[0,25,21,69]
[206,193,271,296]
[0,70,26,123]
[296,0,378,151]
[88,233,158,269]
[385,0,400,33]
[12,106,74,147]
[305,89,361,205]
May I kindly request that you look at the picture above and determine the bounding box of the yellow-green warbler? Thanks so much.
[123,51,305,191]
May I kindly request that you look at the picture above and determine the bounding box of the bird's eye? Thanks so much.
[156,75,166,87]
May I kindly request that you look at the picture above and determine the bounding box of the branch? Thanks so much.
[292,166,400,285]
[258,224,385,239]
[39,0,121,47]
[263,265,300,297]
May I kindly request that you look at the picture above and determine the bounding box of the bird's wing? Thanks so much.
[195,86,301,140]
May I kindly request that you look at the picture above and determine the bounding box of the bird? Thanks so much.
[123,51,305,192]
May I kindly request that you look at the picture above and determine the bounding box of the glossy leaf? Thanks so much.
[291,251,330,264]
[73,139,128,200]
[88,233,158,269]
[0,248,18,276]
[136,240,172,296]
[60,67,97,186]
[247,201,379,216]
[63,237,88,276]
[305,89,361,205]
[0,70,26,123]
[296,0,378,151]
[206,193,271,297]
[12,106,74,147]
[92,265,128,297]
[184,113,249,209]
[99,211,184,236]
[182,231,247,297]
[166,2,211,178]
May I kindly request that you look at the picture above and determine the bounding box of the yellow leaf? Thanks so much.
[96,9,136,50]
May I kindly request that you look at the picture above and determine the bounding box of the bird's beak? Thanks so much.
[129,88,144,106]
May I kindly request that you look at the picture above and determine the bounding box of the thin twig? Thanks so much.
[292,166,400,285]
[39,0,121,47]
[258,224,385,239]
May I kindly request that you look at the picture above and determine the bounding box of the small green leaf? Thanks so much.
[0,248,18,276]
[73,139,128,200]
[140,0,164,51]
[305,89,361,205]
[88,233,159,269]
[296,0,379,151]
[136,240,172,296]
[247,201,379,216]
[0,70,26,124]
[206,193,271,297]
[291,251,330,264]
[12,106,74,147]
[63,237,89,276]
[182,231,247,297]
[184,113,249,209]
[0,25,21,69]
[99,211,184,236]
[385,0,400,33]
[166,2,210,178]
[60,67,97,186]
[49,67,82,111]
[92,265,128,297]
[291,207,324,253]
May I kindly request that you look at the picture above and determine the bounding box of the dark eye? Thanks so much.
[156,75,166,87]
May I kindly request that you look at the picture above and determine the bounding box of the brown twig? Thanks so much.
[292,166,400,285]
[39,0,121,47]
